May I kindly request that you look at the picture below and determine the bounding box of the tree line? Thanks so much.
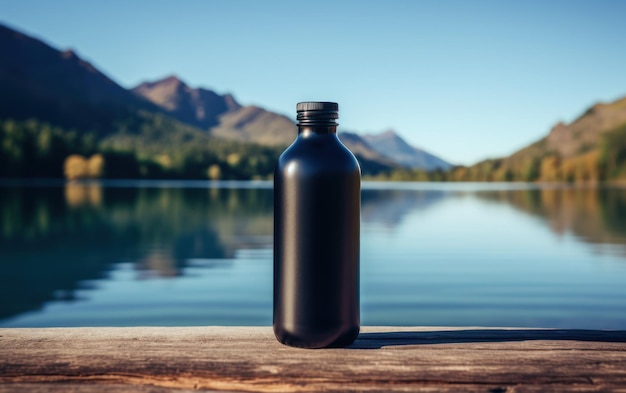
[366,122,626,183]
[3,117,626,182]
[0,117,281,180]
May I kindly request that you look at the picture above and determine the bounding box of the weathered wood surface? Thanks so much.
[1,326,626,392]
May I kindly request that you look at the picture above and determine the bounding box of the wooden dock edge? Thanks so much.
[1,326,626,392]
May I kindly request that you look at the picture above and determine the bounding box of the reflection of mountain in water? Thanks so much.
[0,184,273,321]
[5,183,626,323]
[361,189,447,229]
[475,187,626,254]
[361,185,626,256]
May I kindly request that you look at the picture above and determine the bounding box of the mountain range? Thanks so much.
[0,23,450,175]
[134,77,298,147]
[3,21,626,182]
[132,74,451,170]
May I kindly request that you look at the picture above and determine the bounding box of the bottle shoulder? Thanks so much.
[277,134,361,176]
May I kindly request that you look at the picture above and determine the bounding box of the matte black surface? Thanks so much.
[273,102,361,348]
[296,102,338,112]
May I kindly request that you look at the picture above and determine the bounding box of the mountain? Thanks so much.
[210,109,396,173]
[545,97,626,157]
[455,95,626,182]
[0,24,261,179]
[363,130,452,171]
[338,132,394,163]
[210,105,297,146]
[336,132,397,174]
[132,76,241,130]
[134,76,398,165]
[0,23,163,135]
[0,23,447,179]
[133,76,299,146]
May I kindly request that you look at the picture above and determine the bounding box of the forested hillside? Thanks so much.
[448,97,626,182]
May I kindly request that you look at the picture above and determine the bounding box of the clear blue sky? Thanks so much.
[2,0,626,165]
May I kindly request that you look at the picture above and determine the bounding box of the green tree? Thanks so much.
[600,123,626,179]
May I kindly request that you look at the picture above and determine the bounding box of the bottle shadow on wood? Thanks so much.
[348,329,626,349]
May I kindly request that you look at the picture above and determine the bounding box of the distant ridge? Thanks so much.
[338,132,395,164]
[363,130,452,170]
[210,105,298,146]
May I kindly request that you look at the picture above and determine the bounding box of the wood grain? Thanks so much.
[1,326,626,392]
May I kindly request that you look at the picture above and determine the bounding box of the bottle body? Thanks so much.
[273,108,360,348]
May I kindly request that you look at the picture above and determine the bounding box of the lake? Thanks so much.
[1,180,625,329]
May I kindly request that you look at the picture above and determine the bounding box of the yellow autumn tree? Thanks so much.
[64,155,88,180]
[207,164,221,180]
[540,156,561,182]
[87,154,105,178]
[64,154,105,180]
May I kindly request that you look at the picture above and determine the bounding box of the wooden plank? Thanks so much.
[1,326,626,392]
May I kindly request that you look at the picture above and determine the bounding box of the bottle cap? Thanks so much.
[296,102,339,124]
[297,102,338,112]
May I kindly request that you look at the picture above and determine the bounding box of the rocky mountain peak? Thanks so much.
[61,49,78,59]
[132,76,241,130]
[379,129,399,137]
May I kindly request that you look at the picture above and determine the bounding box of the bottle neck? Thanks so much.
[298,125,337,136]
[296,107,338,136]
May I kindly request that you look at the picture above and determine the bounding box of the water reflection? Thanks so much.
[475,187,626,256]
[65,183,103,208]
[360,185,626,255]
[361,189,447,229]
[0,184,273,321]
[1,182,626,326]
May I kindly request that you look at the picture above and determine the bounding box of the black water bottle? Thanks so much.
[273,101,360,348]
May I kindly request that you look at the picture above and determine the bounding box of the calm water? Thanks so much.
[1,180,625,329]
